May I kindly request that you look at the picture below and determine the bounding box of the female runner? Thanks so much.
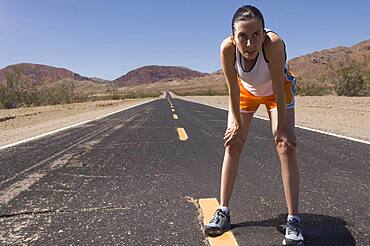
[204,5,304,246]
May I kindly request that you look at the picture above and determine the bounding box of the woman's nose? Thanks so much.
[246,39,251,47]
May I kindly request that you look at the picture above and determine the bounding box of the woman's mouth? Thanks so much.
[245,50,255,56]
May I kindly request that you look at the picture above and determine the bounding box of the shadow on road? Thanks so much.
[232,213,356,246]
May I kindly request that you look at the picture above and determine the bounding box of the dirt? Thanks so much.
[0,98,156,147]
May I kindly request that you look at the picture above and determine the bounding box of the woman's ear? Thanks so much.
[230,34,236,45]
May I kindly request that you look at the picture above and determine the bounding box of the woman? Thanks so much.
[204,5,304,246]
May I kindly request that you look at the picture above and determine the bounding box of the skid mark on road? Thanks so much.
[0,205,130,244]
[0,205,130,219]
[0,173,46,205]
[0,215,41,245]
[0,141,100,206]
[0,110,143,206]
[58,173,119,179]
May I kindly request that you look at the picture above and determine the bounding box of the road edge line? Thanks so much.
[0,98,159,150]
[174,99,370,145]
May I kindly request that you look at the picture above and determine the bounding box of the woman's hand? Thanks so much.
[224,126,245,147]
[274,128,297,151]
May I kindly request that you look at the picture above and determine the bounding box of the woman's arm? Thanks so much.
[266,34,287,131]
[220,37,242,129]
[265,33,296,149]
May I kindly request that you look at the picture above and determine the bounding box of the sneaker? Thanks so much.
[282,218,304,246]
[204,208,231,236]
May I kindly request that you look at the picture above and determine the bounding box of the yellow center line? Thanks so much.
[199,198,238,246]
[177,127,188,141]
[173,114,178,120]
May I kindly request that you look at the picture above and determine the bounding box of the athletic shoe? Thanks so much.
[282,217,304,245]
[204,208,231,236]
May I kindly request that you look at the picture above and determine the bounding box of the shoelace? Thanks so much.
[210,210,226,224]
[287,221,302,236]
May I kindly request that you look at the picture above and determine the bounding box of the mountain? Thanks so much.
[0,63,106,86]
[112,65,207,87]
[288,39,370,86]
[1,39,368,95]
[89,77,110,83]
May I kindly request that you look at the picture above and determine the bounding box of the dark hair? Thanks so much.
[231,5,265,35]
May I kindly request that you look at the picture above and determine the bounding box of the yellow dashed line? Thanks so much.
[199,198,238,246]
[173,114,178,120]
[177,127,188,141]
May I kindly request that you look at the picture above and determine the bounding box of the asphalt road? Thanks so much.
[0,93,369,245]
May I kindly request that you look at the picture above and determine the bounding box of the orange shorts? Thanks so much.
[239,74,296,113]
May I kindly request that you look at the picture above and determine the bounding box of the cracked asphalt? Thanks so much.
[0,92,369,245]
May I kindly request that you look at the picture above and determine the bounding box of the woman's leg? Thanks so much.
[220,111,254,207]
[268,108,300,215]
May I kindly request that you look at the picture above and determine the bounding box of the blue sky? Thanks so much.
[1,0,369,80]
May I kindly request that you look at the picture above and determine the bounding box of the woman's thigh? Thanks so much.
[227,110,255,141]
[268,108,295,136]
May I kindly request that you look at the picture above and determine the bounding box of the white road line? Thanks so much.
[0,98,159,150]
[179,101,370,145]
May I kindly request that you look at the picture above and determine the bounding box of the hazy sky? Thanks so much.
[1,0,369,80]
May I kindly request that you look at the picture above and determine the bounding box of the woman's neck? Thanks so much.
[242,52,258,71]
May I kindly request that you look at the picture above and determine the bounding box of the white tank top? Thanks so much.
[234,32,289,96]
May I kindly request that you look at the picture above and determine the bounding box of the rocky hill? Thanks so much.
[112,65,207,87]
[0,63,207,89]
[0,63,100,86]
[288,39,370,85]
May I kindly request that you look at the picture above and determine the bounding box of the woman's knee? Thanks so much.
[276,141,295,156]
[225,140,245,156]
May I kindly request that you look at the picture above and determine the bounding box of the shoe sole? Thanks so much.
[204,226,231,237]
[282,238,304,246]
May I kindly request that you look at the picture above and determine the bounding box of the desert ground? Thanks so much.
[0,98,156,147]
[0,94,369,147]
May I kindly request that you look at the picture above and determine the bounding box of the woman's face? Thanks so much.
[233,18,265,61]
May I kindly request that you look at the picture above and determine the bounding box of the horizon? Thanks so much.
[1,1,370,80]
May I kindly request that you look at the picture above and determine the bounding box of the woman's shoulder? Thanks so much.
[220,36,236,55]
[220,36,237,70]
[264,30,283,47]
[263,30,286,62]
